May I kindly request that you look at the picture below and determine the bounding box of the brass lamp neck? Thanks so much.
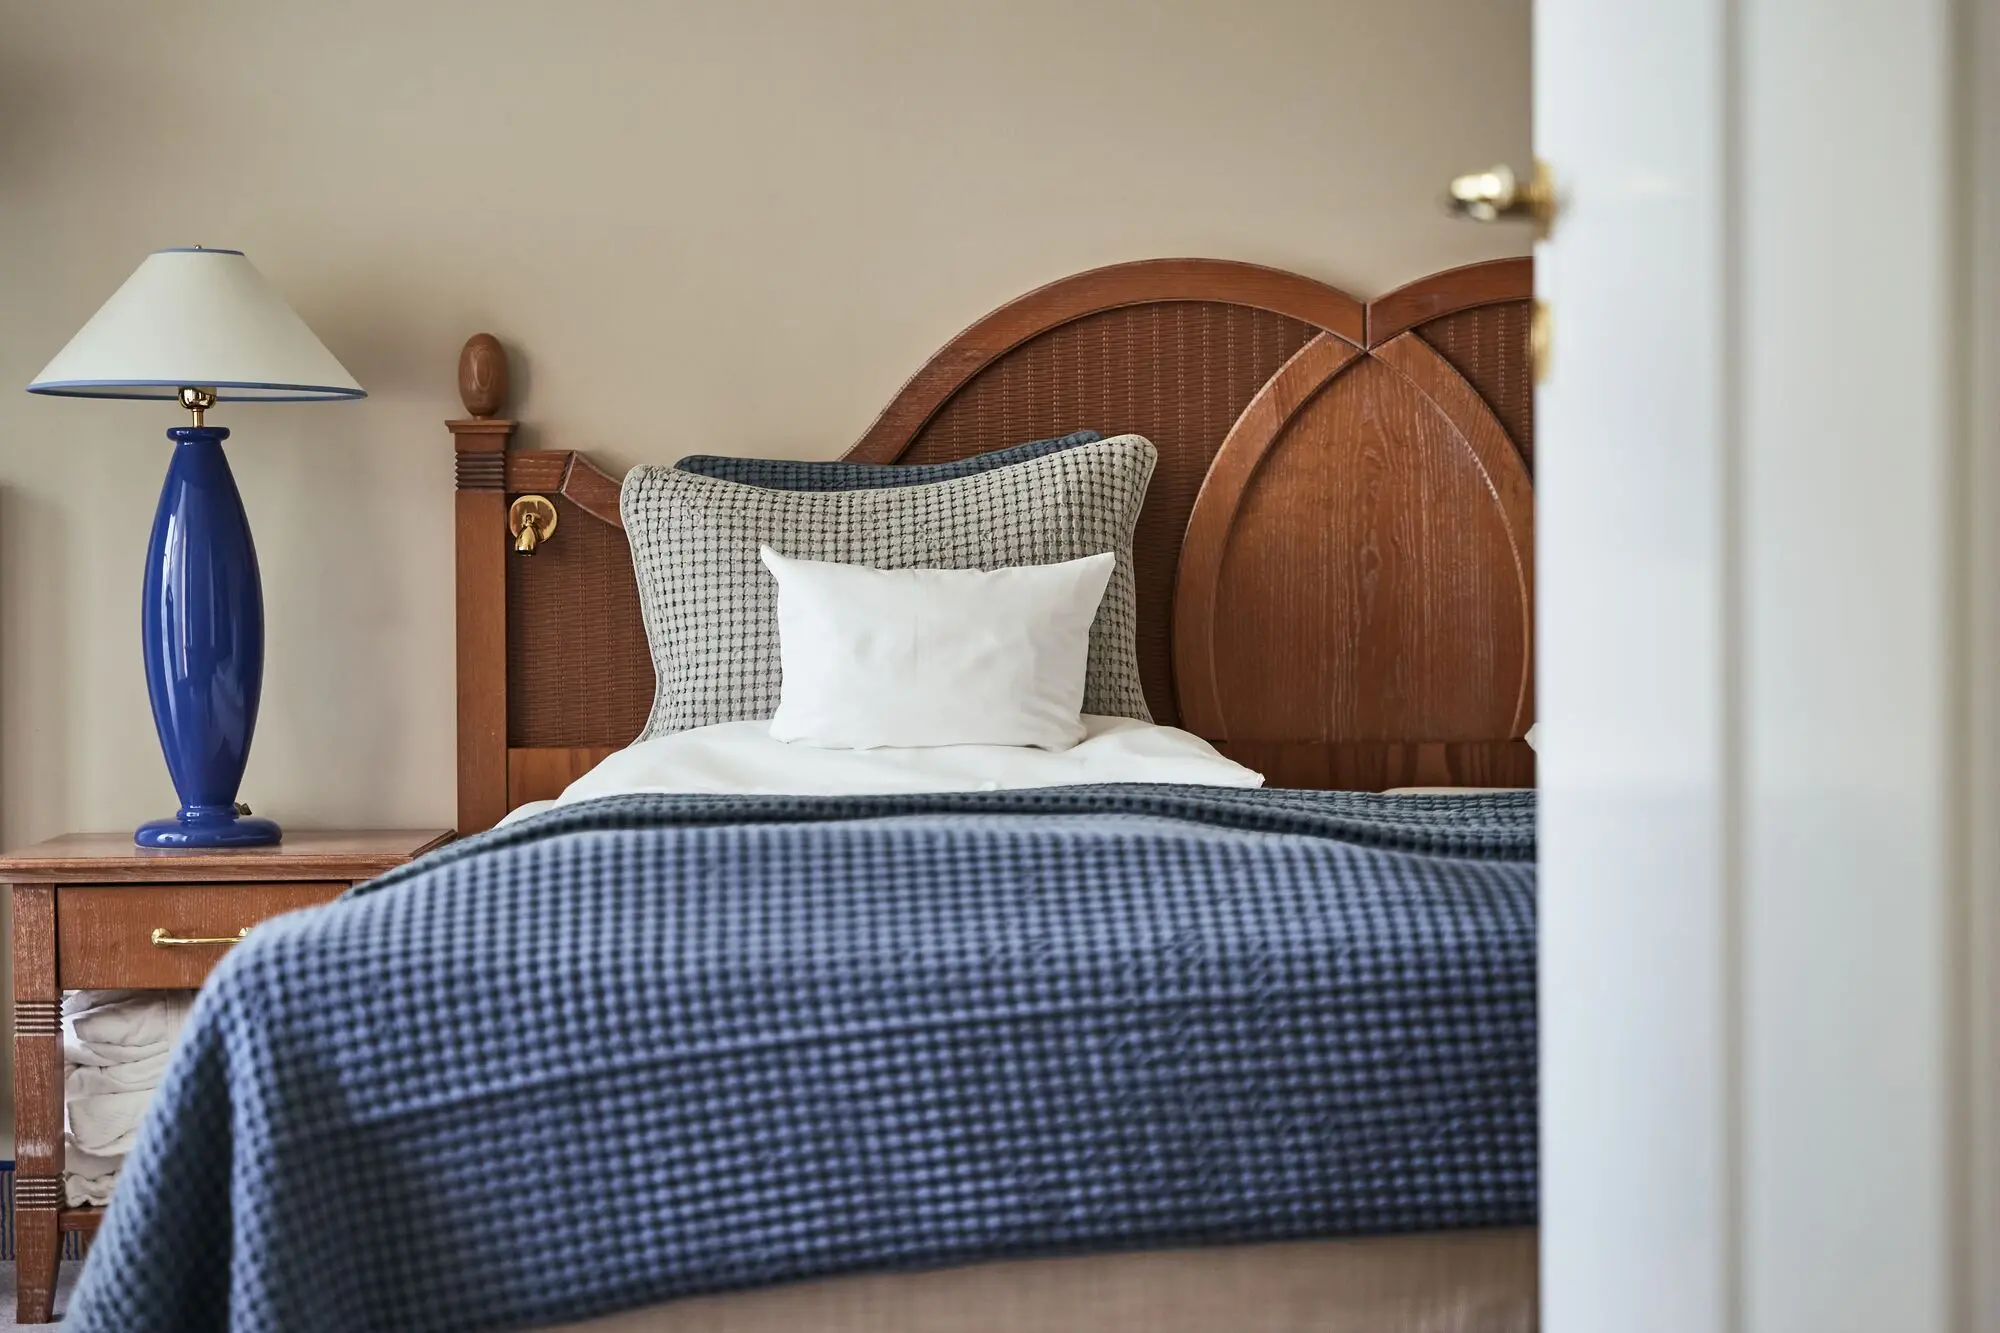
[178,386,218,427]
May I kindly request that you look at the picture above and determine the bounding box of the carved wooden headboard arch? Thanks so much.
[450,257,1535,831]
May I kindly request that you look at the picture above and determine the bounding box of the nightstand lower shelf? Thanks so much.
[59,1206,101,1236]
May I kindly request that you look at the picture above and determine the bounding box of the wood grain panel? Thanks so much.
[0,829,451,882]
[558,454,625,525]
[12,885,60,1324]
[12,886,57,1173]
[502,452,627,527]
[1372,332,1536,733]
[1175,335,1533,744]
[1367,259,1535,346]
[58,883,347,989]
[1175,334,1362,730]
[846,259,1365,469]
[458,333,510,418]
[1219,740,1536,792]
[509,746,618,808]
[455,415,515,835]
[504,451,571,494]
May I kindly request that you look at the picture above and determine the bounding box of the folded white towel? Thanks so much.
[63,990,193,1061]
[60,990,197,1203]
[66,1052,178,1158]
[66,1032,172,1068]
[63,1143,122,1207]
[65,1169,117,1207]
[65,1051,172,1096]
[67,1083,157,1158]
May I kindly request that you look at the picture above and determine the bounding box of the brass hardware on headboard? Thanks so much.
[509,495,558,555]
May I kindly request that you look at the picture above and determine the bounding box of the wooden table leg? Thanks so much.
[14,1176,60,1325]
[13,885,63,1324]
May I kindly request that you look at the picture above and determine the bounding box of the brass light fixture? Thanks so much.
[509,494,558,555]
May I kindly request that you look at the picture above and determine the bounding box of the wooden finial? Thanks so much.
[457,333,509,418]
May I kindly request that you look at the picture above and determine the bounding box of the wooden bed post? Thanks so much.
[451,334,514,834]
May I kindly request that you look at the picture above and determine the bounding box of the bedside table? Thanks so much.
[0,828,451,1324]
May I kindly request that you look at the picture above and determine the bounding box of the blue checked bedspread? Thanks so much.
[66,786,1538,1333]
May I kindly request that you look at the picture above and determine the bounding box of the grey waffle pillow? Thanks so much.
[622,434,1158,738]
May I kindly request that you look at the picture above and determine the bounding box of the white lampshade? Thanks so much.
[27,247,364,402]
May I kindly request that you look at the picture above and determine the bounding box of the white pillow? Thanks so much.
[760,547,1115,750]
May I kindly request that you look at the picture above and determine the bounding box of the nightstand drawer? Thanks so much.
[57,882,346,989]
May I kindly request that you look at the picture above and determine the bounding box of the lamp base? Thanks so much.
[140,425,275,853]
[135,807,282,849]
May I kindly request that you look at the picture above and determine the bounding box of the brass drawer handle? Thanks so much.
[149,927,250,948]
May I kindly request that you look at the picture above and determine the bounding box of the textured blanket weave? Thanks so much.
[66,787,1538,1333]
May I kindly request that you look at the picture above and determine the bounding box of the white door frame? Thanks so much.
[1536,1,1996,1329]
[1965,1,1999,1324]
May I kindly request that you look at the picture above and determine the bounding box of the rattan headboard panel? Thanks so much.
[897,302,1316,725]
[506,495,653,748]
[1418,304,1535,472]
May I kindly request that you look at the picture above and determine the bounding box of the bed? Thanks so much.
[65,257,1539,1332]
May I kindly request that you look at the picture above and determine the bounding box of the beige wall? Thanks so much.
[0,0,1526,1120]
[1,0,1530,843]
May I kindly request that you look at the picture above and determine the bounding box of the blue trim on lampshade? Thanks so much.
[152,246,247,256]
[27,378,366,401]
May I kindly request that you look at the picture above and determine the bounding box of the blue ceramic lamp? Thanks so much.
[28,248,364,847]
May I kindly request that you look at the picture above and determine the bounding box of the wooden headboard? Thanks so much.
[450,257,1535,833]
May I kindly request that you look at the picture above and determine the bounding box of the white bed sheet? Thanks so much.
[497,716,1261,826]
